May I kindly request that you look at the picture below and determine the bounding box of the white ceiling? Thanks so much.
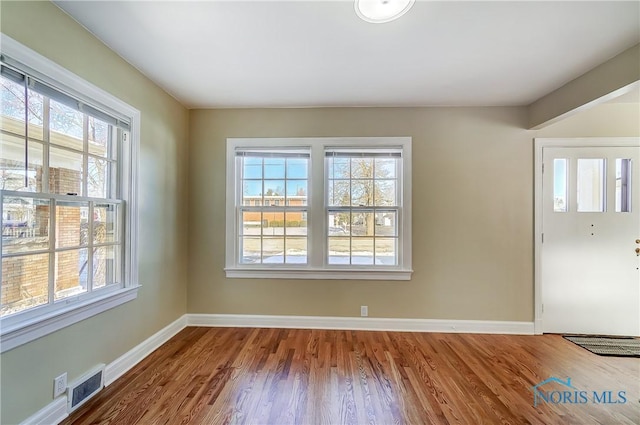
[54,1,640,109]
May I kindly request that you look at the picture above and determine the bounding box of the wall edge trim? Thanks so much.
[186,314,535,335]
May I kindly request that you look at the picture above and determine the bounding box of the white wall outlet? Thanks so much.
[360,305,368,317]
[53,372,67,398]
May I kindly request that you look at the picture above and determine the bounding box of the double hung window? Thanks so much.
[226,137,412,280]
[0,36,139,352]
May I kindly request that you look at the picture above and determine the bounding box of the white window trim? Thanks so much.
[0,34,140,353]
[225,137,412,280]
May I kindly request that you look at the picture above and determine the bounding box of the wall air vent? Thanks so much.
[67,364,105,413]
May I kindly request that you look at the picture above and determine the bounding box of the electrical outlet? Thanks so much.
[53,372,67,398]
[360,305,368,317]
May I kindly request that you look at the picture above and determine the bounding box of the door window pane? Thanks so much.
[577,159,605,212]
[553,158,568,212]
[615,159,632,213]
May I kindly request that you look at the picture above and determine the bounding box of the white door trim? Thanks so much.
[534,137,640,335]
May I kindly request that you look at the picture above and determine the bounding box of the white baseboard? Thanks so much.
[187,314,534,335]
[104,314,187,386]
[19,397,67,425]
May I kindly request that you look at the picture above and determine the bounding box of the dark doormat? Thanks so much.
[563,335,640,357]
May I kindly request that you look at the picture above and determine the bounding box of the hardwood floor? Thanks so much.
[62,327,640,425]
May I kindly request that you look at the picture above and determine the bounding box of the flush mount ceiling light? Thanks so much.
[355,0,415,24]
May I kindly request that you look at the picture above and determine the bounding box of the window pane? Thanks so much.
[264,158,285,179]
[88,116,111,157]
[1,80,45,141]
[2,196,50,254]
[264,180,284,197]
[94,203,119,244]
[328,157,350,179]
[286,180,307,206]
[328,211,351,236]
[328,180,350,206]
[285,237,307,264]
[375,211,397,236]
[615,158,632,213]
[374,180,396,206]
[241,237,261,264]
[93,245,119,289]
[1,134,44,192]
[328,237,350,265]
[351,158,373,178]
[375,158,396,178]
[1,253,49,317]
[50,146,83,195]
[375,238,397,265]
[243,180,262,205]
[1,77,26,132]
[262,237,284,264]
[263,211,284,235]
[27,90,44,141]
[286,158,307,178]
[0,78,45,140]
[242,211,261,235]
[50,99,83,151]
[352,180,373,206]
[243,157,262,179]
[553,159,568,212]
[285,212,307,236]
[352,211,374,236]
[352,237,374,265]
[55,202,89,248]
[88,156,111,198]
[54,249,88,300]
[577,159,605,212]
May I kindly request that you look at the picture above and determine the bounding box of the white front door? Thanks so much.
[541,145,640,336]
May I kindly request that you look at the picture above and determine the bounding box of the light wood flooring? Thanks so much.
[62,327,640,425]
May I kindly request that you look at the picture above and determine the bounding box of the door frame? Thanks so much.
[534,137,640,335]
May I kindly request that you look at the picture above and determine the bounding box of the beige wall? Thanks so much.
[0,2,189,424]
[188,107,536,320]
[188,102,639,324]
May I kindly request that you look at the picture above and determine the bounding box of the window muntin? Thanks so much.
[1,64,125,319]
[226,138,412,280]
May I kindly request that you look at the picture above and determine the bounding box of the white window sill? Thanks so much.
[224,268,413,281]
[0,286,140,353]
